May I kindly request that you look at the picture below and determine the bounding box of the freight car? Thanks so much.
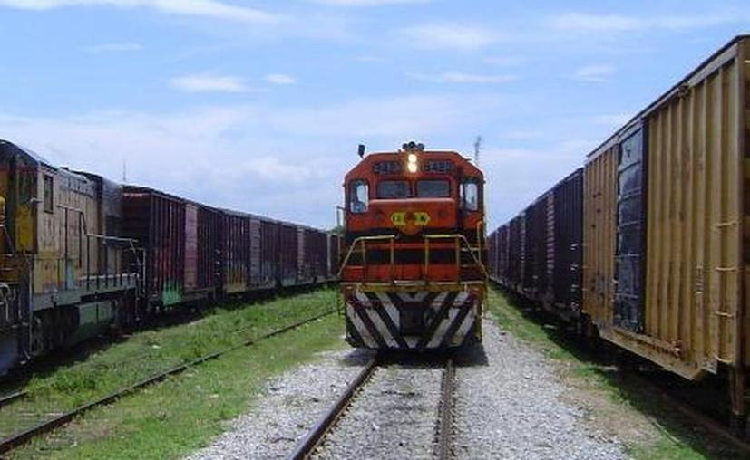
[488,35,750,430]
[490,169,583,323]
[339,142,487,351]
[0,140,337,376]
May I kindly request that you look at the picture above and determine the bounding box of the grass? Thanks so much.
[486,288,743,460]
[2,288,346,459]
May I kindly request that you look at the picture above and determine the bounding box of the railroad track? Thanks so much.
[626,371,750,456]
[0,309,336,456]
[0,390,28,410]
[289,354,456,459]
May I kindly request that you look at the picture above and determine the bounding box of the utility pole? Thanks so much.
[122,158,127,184]
[473,136,482,165]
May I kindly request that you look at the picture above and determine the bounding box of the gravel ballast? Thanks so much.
[189,317,627,460]
[313,363,443,459]
[453,318,626,459]
[186,348,373,460]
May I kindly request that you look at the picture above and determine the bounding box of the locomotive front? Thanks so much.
[340,142,486,351]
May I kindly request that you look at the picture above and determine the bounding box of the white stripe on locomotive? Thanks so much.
[346,303,377,348]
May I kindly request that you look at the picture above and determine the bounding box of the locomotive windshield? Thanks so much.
[416,179,450,198]
[377,180,409,198]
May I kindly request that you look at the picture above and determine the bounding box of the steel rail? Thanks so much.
[0,308,336,455]
[627,372,750,455]
[0,390,28,409]
[287,354,379,460]
[436,357,455,460]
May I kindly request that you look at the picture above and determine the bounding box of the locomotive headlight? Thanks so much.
[406,152,418,173]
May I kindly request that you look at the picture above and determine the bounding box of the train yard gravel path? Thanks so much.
[453,318,626,459]
[188,318,628,460]
[313,363,443,460]
[186,348,374,460]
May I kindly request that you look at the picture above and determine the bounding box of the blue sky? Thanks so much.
[0,0,748,229]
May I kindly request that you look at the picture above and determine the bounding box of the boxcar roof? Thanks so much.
[587,34,750,162]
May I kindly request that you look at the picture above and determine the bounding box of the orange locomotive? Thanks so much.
[339,142,486,351]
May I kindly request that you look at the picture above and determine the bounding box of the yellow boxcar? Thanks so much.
[583,35,750,423]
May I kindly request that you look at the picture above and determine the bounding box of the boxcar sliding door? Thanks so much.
[614,126,647,332]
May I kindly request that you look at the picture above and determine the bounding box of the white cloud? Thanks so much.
[265,73,296,85]
[549,12,739,33]
[572,64,615,82]
[407,71,516,84]
[170,73,251,92]
[0,0,284,24]
[310,0,428,5]
[400,23,497,51]
[83,42,143,53]
[0,94,502,227]
[269,94,501,138]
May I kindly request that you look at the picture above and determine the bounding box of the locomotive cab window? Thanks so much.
[43,175,54,214]
[461,178,480,211]
[416,179,450,197]
[377,180,409,198]
[349,179,368,214]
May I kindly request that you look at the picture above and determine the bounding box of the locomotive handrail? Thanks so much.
[422,234,488,280]
[338,233,487,283]
[336,235,397,279]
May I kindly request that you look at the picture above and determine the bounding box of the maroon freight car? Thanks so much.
[548,169,583,320]
[297,226,327,284]
[220,210,253,295]
[326,232,341,279]
[122,187,220,307]
[278,223,298,287]
[507,214,525,292]
[488,169,583,322]
[523,195,552,301]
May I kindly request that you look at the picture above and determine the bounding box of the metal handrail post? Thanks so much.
[454,235,460,283]
[389,238,395,283]
[423,237,430,281]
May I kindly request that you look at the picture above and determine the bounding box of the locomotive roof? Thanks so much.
[0,138,54,169]
[0,139,95,187]
[344,149,482,181]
